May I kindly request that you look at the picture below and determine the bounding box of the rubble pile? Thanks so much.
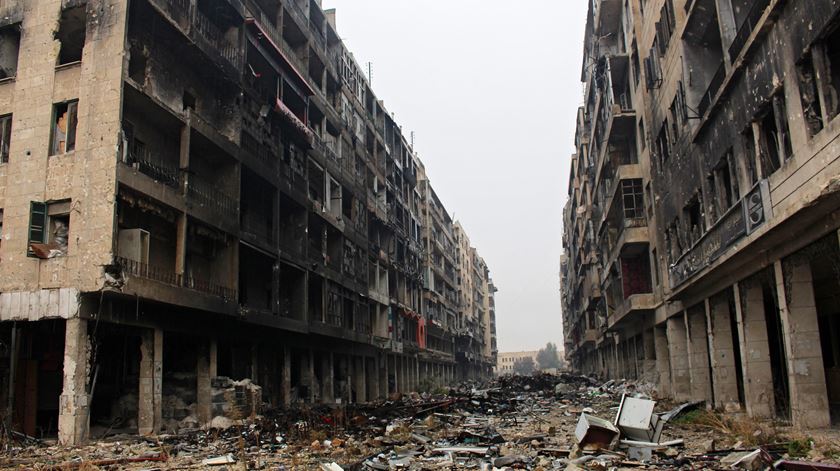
[1,373,839,470]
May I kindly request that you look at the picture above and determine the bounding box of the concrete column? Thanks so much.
[414,357,420,391]
[707,294,741,411]
[380,354,388,398]
[251,344,259,382]
[196,340,212,425]
[282,346,291,407]
[209,339,218,377]
[356,356,367,403]
[366,357,378,401]
[736,280,775,418]
[307,349,316,403]
[321,352,334,404]
[687,306,713,404]
[666,314,691,401]
[138,328,162,435]
[641,329,657,383]
[775,260,831,428]
[58,318,90,445]
[654,324,672,397]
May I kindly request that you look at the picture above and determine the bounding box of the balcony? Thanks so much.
[116,256,237,300]
[123,146,180,189]
[728,0,771,61]
[608,293,655,330]
[149,0,242,74]
[187,174,239,222]
[697,61,726,118]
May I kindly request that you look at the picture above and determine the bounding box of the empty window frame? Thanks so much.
[0,114,11,163]
[707,149,740,221]
[0,208,4,250]
[655,121,671,167]
[56,6,87,65]
[684,196,706,246]
[51,101,78,155]
[753,90,792,176]
[0,24,21,79]
[621,179,645,219]
[28,200,71,258]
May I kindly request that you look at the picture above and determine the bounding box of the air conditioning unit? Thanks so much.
[118,228,150,264]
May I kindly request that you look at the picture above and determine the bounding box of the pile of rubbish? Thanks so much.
[1,373,839,470]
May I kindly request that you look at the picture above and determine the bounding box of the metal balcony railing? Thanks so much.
[124,147,180,189]
[728,0,771,61]
[241,210,273,241]
[698,61,726,118]
[116,256,237,299]
[187,174,238,219]
[155,0,242,70]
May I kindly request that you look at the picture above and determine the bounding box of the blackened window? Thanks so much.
[0,114,11,163]
[56,6,87,65]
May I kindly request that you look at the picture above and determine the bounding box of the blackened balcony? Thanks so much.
[697,60,726,118]
[187,174,238,222]
[123,146,180,189]
[149,0,243,74]
[116,256,237,300]
[728,0,771,61]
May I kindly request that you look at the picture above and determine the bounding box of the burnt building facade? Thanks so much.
[563,0,840,428]
[0,0,496,444]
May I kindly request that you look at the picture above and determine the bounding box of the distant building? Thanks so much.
[495,351,539,376]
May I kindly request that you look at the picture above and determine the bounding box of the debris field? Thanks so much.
[2,373,839,470]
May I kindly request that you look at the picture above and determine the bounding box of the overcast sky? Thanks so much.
[322,0,588,352]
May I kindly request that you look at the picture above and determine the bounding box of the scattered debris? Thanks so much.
[2,373,838,470]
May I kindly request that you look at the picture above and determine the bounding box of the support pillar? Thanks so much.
[654,324,671,397]
[666,314,691,401]
[196,340,212,425]
[687,305,713,404]
[138,327,162,435]
[321,352,334,404]
[282,346,291,407]
[775,259,831,428]
[58,318,90,445]
[736,279,775,418]
[356,356,367,403]
[707,294,741,410]
[307,349,316,403]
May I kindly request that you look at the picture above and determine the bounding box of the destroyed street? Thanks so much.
[2,374,840,469]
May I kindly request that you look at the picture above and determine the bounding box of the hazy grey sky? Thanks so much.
[322,0,588,352]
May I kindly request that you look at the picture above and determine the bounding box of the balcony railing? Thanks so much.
[698,61,726,118]
[728,0,771,61]
[241,210,273,241]
[116,256,237,299]
[153,0,242,71]
[187,174,238,219]
[124,147,180,189]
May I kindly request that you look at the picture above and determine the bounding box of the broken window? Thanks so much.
[798,52,824,136]
[0,208,3,250]
[0,24,21,79]
[707,149,740,220]
[28,200,71,258]
[637,119,646,152]
[655,121,670,167]
[0,113,11,163]
[621,179,644,219]
[821,27,840,120]
[755,91,792,176]
[741,129,758,186]
[56,6,87,65]
[51,101,78,155]
[128,42,147,84]
[655,0,676,56]
[684,196,705,246]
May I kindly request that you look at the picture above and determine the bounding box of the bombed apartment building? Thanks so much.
[562,0,840,428]
[0,0,496,444]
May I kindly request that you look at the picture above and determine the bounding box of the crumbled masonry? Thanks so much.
[2,373,839,470]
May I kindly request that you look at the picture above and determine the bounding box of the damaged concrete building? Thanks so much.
[562,0,840,428]
[0,0,497,444]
